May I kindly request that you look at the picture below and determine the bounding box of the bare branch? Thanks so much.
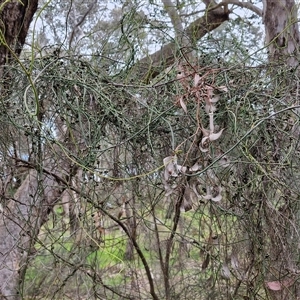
[181,1,262,18]
[69,0,97,49]
[161,0,184,37]
[223,0,262,16]
[131,7,229,82]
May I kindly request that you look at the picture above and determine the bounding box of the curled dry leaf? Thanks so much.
[202,253,210,270]
[201,127,224,144]
[202,194,212,200]
[265,279,294,291]
[194,73,201,87]
[217,85,228,92]
[202,185,212,200]
[211,95,220,103]
[209,128,224,141]
[164,182,175,197]
[190,162,201,172]
[177,165,187,174]
[163,156,178,181]
[181,197,193,212]
[231,253,239,270]
[220,264,231,280]
[202,185,222,202]
[206,85,214,98]
[205,103,217,114]
[179,96,188,113]
[201,136,210,147]
[209,112,214,132]
[176,66,185,80]
[182,186,193,212]
[191,183,201,198]
[199,145,209,153]
[201,127,210,137]
[163,156,176,167]
[211,186,222,202]
[219,155,230,168]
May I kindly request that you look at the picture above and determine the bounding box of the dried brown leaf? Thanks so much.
[202,253,210,270]
[206,85,214,98]
[205,104,217,114]
[177,165,187,174]
[201,127,210,137]
[179,96,188,113]
[218,85,228,92]
[220,264,231,280]
[199,145,209,153]
[190,163,201,172]
[211,186,222,202]
[209,128,224,141]
[163,156,178,180]
[209,112,214,132]
[194,73,201,87]
[265,279,294,291]
[211,95,220,103]
[183,186,194,211]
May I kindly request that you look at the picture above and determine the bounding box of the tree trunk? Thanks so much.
[0,0,38,65]
[0,1,39,298]
[263,0,300,67]
[0,168,63,299]
[262,1,300,299]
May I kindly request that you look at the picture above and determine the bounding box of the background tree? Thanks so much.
[1,0,300,299]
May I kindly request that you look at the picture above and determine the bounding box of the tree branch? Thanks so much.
[223,0,262,16]
[130,5,229,82]
[161,0,184,37]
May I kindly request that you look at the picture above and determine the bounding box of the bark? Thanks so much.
[263,0,300,67]
[0,168,63,299]
[262,1,300,299]
[0,0,38,66]
[0,1,39,298]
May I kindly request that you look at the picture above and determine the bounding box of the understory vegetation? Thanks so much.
[1,0,300,299]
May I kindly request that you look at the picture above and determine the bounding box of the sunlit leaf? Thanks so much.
[211,194,222,202]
